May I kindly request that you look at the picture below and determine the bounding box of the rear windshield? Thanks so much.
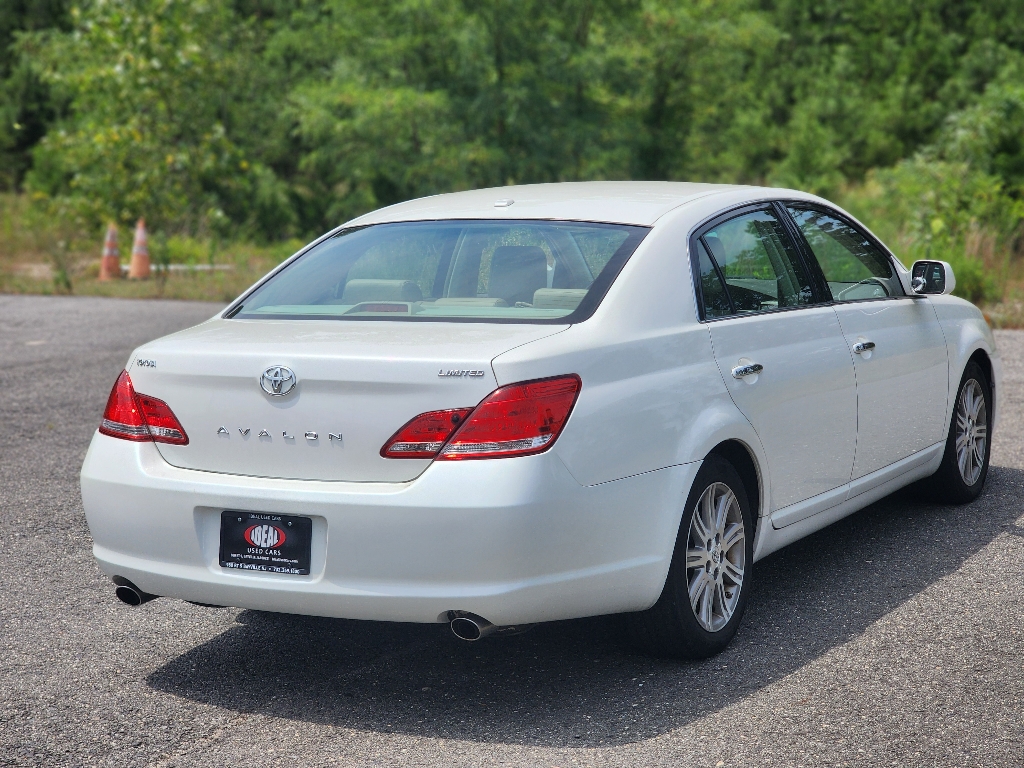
[230,220,649,323]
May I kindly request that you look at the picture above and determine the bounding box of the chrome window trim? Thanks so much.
[777,199,908,304]
[687,198,921,324]
[687,200,828,324]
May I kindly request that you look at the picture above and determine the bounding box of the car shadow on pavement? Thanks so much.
[146,465,1024,748]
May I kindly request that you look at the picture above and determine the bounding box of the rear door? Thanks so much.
[784,204,949,480]
[695,205,858,513]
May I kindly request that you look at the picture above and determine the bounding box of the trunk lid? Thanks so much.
[126,318,567,482]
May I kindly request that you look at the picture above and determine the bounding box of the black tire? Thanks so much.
[926,361,992,504]
[628,454,754,658]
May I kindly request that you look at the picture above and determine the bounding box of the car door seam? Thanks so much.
[831,306,861,485]
[705,322,772,512]
[924,297,954,436]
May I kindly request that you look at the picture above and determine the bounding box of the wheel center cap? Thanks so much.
[712,550,721,564]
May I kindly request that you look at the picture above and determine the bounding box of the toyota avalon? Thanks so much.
[80,182,1000,657]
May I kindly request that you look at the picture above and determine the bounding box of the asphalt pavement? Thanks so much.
[1,293,1022,767]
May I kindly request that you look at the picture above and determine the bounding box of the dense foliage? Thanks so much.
[2,1,1023,300]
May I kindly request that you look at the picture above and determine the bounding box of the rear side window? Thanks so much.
[231,220,648,323]
[701,208,815,314]
[786,206,902,302]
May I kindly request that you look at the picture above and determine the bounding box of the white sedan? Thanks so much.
[81,182,1000,657]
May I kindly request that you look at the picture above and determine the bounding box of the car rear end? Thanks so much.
[80,215,682,626]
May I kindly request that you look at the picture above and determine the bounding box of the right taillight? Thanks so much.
[98,370,189,445]
[440,374,581,460]
[380,374,582,461]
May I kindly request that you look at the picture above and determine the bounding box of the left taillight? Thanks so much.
[98,370,189,445]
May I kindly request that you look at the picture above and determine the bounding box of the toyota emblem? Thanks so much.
[260,365,297,397]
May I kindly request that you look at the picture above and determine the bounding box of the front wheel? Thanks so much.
[928,361,992,503]
[628,454,754,658]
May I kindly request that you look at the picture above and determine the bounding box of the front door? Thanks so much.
[785,204,949,479]
[695,206,858,513]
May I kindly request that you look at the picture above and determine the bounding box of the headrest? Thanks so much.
[703,234,727,265]
[340,279,423,304]
[487,246,548,306]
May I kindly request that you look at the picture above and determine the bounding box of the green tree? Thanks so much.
[16,0,1024,245]
[0,0,69,189]
[23,0,281,235]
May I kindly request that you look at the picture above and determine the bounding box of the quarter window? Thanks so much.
[787,206,902,302]
[701,208,815,315]
[695,239,732,318]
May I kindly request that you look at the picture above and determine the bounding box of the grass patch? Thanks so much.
[0,193,302,302]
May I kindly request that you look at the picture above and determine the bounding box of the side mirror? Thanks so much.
[911,260,956,295]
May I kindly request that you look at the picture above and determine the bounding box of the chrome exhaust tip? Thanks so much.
[450,613,495,641]
[447,611,534,641]
[113,577,158,606]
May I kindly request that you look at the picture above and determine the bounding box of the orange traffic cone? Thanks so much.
[98,223,120,280]
[128,218,150,279]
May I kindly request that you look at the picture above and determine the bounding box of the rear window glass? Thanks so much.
[231,220,648,322]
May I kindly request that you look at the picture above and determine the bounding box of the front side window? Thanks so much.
[786,206,902,302]
[232,220,648,322]
[701,208,815,315]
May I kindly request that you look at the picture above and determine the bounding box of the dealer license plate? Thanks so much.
[219,511,312,575]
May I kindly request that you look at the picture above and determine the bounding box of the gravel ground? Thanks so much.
[1,294,1022,768]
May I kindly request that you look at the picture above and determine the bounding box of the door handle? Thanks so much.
[731,362,764,379]
[852,340,876,354]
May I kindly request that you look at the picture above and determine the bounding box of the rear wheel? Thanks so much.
[928,361,992,503]
[628,454,754,658]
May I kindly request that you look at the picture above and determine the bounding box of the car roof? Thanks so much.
[343,181,816,228]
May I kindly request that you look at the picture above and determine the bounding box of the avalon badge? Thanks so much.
[260,365,297,397]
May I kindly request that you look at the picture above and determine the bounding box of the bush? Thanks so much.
[842,157,1017,305]
[946,255,995,304]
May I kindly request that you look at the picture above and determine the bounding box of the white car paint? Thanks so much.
[708,305,858,511]
[832,299,948,478]
[80,181,1001,626]
[130,321,566,482]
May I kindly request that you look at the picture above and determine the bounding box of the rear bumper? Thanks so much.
[80,433,698,625]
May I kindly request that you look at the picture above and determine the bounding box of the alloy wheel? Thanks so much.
[685,482,746,632]
[955,378,988,486]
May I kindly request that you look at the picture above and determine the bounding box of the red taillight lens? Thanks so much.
[136,393,189,444]
[380,374,582,461]
[439,375,581,460]
[98,370,189,445]
[380,408,474,458]
[99,371,149,441]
